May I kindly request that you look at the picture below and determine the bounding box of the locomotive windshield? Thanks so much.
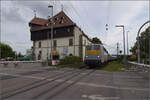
[86,45,100,50]
[93,45,100,50]
[86,45,92,50]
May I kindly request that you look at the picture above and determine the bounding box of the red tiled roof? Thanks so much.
[29,11,76,31]
[29,17,48,26]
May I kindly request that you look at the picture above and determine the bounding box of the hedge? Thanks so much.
[59,56,82,65]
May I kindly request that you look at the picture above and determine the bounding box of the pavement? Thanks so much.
[0,65,149,100]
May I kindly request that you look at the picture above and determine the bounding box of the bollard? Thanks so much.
[14,62,18,68]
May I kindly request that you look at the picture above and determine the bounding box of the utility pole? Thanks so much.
[126,31,129,55]
[48,5,53,65]
[117,42,119,58]
[116,25,126,65]
[148,25,150,65]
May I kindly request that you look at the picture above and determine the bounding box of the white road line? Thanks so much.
[92,74,144,79]
[0,73,149,92]
[77,82,150,92]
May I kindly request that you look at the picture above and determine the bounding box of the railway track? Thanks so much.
[2,65,90,99]
[46,69,95,100]
[1,67,73,98]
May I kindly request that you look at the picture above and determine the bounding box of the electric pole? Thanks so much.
[148,25,150,65]
[48,5,53,65]
[115,25,126,65]
[117,42,119,58]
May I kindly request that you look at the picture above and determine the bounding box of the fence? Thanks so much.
[0,60,47,68]
[127,61,150,72]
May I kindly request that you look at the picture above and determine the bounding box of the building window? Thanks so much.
[39,42,41,48]
[84,40,86,46]
[33,42,35,47]
[61,16,64,20]
[54,30,57,34]
[59,20,64,24]
[55,17,58,21]
[38,50,42,60]
[67,28,70,32]
[69,39,73,46]
[54,40,57,47]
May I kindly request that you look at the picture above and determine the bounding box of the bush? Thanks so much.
[59,56,82,65]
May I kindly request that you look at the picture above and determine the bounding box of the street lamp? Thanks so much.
[115,25,126,65]
[126,31,129,56]
[137,20,150,63]
[48,5,53,65]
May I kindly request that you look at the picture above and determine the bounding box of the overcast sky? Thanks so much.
[1,0,149,55]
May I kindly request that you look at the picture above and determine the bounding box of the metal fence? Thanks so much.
[127,61,150,72]
[0,60,47,68]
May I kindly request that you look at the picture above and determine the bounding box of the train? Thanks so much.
[84,44,110,67]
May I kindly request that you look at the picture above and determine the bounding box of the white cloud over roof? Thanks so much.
[1,1,149,54]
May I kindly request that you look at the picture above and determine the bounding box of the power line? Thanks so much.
[61,1,97,37]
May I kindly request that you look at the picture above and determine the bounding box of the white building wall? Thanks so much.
[34,36,74,60]
[73,26,92,60]
[73,27,82,57]
[33,26,92,61]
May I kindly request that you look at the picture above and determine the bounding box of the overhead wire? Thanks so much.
[68,1,96,33]
[59,1,97,39]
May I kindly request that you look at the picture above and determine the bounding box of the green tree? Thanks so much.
[17,52,24,57]
[130,26,150,59]
[92,37,102,44]
[0,43,15,58]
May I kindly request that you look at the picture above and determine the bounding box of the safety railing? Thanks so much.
[0,60,47,68]
[127,61,150,72]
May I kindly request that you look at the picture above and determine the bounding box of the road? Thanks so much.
[0,65,149,100]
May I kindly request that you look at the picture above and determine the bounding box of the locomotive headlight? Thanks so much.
[86,56,88,58]
[97,56,100,58]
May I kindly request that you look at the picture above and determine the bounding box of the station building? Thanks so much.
[29,11,93,61]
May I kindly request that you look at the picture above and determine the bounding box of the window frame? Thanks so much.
[39,41,41,48]
[69,38,73,46]
[53,40,57,47]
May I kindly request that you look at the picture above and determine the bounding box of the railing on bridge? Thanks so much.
[127,61,150,72]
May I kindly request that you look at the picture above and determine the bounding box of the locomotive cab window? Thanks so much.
[93,45,100,50]
[86,45,92,50]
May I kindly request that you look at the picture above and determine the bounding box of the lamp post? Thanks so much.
[137,20,150,63]
[115,25,126,65]
[126,31,129,56]
[48,5,53,65]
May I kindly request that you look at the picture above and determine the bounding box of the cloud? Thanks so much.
[1,1,149,55]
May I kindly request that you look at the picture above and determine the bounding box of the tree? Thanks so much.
[0,43,15,58]
[17,52,24,57]
[130,26,150,59]
[92,37,102,44]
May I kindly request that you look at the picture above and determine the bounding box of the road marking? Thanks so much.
[77,82,149,91]
[0,72,149,92]
[82,94,120,100]
[93,73,144,79]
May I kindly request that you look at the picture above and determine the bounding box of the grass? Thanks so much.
[49,60,125,72]
[96,61,125,72]
[51,62,84,68]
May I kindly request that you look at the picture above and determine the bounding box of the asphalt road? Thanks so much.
[0,65,149,100]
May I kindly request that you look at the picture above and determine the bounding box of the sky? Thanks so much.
[1,0,149,55]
